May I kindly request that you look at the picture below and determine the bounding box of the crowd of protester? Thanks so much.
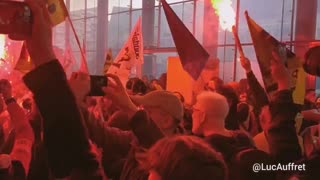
[0,0,320,180]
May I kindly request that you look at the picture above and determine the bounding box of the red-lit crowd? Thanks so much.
[1,0,320,180]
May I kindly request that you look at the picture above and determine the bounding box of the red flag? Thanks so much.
[161,0,209,80]
[15,42,34,74]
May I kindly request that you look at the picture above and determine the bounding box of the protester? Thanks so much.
[12,0,107,179]
[126,78,148,95]
[146,136,228,180]
[0,0,320,179]
[74,72,183,179]
[204,77,224,92]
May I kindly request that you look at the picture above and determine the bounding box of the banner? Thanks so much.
[246,11,306,104]
[47,0,69,26]
[14,42,33,74]
[108,18,144,85]
[161,0,209,80]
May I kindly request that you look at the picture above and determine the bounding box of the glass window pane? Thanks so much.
[195,0,204,44]
[53,22,66,50]
[87,52,97,74]
[217,46,235,83]
[132,0,143,9]
[87,17,97,51]
[120,0,131,9]
[109,0,120,13]
[132,10,143,31]
[87,0,98,9]
[182,1,194,34]
[70,0,85,11]
[70,20,85,50]
[239,0,288,43]
[160,3,183,47]
[154,7,160,47]
[108,14,120,52]
[118,12,131,48]
[167,0,185,4]
[152,53,178,78]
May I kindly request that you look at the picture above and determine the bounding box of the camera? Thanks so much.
[88,76,108,96]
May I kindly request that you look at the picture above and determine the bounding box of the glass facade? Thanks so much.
[53,0,320,82]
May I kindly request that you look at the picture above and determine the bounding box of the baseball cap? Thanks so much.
[130,90,184,121]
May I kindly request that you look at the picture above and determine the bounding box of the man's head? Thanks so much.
[192,92,229,136]
[131,91,183,135]
[304,46,320,76]
[205,77,224,92]
[126,78,148,95]
[146,136,227,180]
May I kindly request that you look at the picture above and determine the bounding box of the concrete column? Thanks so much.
[95,0,108,75]
[295,0,318,89]
[142,0,156,77]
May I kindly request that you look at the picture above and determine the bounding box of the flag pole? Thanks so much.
[232,26,245,58]
[67,17,89,73]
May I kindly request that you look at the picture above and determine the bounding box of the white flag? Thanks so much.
[108,18,144,85]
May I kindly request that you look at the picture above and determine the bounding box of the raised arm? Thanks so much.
[20,0,104,178]
[265,51,302,163]
[0,79,34,175]
[240,57,269,108]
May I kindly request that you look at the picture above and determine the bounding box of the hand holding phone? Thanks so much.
[0,1,32,40]
[88,76,108,96]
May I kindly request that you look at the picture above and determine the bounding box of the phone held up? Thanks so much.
[0,1,32,40]
[88,75,108,97]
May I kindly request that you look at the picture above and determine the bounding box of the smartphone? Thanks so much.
[0,1,32,39]
[88,75,108,96]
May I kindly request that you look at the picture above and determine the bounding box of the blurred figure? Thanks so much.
[303,46,320,76]
[146,136,227,180]
[126,78,148,95]
[149,79,163,91]
[192,91,274,180]
[217,85,240,130]
[158,73,167,90]
[173,92,192,134]
[22,98,33,114]
[0,78,34,179]
[204,77,224,92]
